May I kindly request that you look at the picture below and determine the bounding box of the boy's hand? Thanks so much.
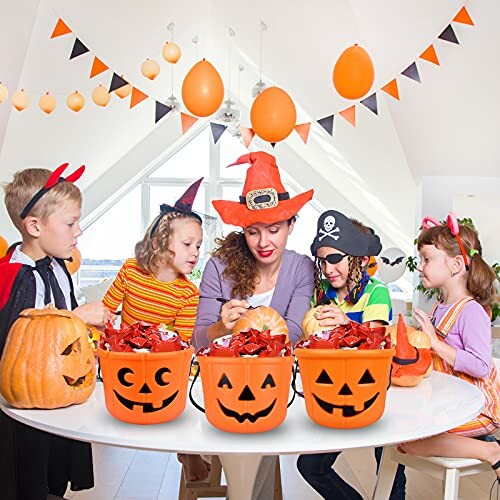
[74,301,115,327]
[315,304,350,327]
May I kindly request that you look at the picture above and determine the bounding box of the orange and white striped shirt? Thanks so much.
[103,258,199,342]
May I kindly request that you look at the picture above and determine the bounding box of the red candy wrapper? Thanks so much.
[197,328,291,358]
[99,321,190,353]
[296,322,390,350]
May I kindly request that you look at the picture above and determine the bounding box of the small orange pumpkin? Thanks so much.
[391,315,432,387]
[301,306,323,339]
[0,307,96,408]
[233,306,288,340]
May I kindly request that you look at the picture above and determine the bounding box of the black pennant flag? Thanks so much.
[361,93,378,115]
[70,38,89,59]
[155,101,172,124]
[401,62,421,83]
[210,123,227,144]
[317,115,335,136]
[270,142,276,149]
[439,25,459,44]
[109,73,129,93]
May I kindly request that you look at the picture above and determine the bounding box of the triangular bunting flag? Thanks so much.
[51,19,72,39]
[317,115,335,136]
[401,62,421,83]
[270,142,276,149]
[130,88,148,109]
[181,113,198,134]
[360,94,378,115]
[438,25,459,44]
[453,6,474,26]
[70,38,89,60]
[240,128,255,148]
[381,79,400,100]
[294,123,311,144]
[155,101,172,124]
[109,73,129,93]
[210,122,227,144]
[90,57,108,78]
[339,106,356,127]
[419,45,440,66]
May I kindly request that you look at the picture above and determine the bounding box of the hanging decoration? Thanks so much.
[0,82,8,103]
[294,123,311,144]
[250,86,296,142]
[66,248,82,275]
[38,92,56,114]
[12,89,29,111]
[163,41,181,64]
[180,112,198,133]
[90,57,108,78]
[333,44,375,100]
[181,59,224,117]
[141,58,160,80]
[67,90,85,112]
[251,21,268,98]
[92,85,111,107]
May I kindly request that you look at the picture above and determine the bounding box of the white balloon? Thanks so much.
[377,247,407,284]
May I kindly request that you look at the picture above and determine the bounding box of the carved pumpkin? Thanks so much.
[301,306,324,339]
[0,307,96,409]
[197,355,293,433]
[98,346,193,424]
[295,347,394,428]
[391,315,432,387]
[233,306,288,340]
[386,322,431,349]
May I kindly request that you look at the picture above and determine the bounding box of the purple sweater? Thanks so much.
[193,249,315,349]
[433,300,492,378]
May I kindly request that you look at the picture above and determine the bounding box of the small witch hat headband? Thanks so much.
[422,212,471,270]
[150,177,204,236]
[20,163,85,219]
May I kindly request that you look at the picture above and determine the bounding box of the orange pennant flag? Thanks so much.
[90,57,109,78]
[294,123,311,144]
[240,128,255,148]
[339,106,356,127]
[381,79,400,100]
[130,88,148,109]
[453,6,474,26]
[181,113,198,134]
[420,45,440,65]
[51,19,72,39]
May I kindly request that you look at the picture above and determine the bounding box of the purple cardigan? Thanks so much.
[193,249,314,349]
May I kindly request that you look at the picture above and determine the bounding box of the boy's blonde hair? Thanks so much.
[135,212,202,274]
[4,168,82,233]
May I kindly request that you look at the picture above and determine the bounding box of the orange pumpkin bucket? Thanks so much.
[194,355,294,433]
[295,347,394,429]
[98,346,193,425]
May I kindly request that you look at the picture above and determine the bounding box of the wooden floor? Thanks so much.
[65,444,497,499]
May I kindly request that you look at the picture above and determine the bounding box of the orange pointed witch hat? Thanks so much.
[212,152,314,227]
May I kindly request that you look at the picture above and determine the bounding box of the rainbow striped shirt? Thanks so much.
[103,258,199,341]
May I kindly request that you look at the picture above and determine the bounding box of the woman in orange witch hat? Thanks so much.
[193,151,315,349]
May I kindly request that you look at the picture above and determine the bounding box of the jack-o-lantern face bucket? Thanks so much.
[0,307,96,409]
[98,346,193,424]
[295,348,394,429]
[197,356,293,433]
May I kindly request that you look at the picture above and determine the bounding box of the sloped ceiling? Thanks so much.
[0,0,497,251]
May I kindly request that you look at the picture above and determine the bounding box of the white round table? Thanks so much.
[1,371,484,500]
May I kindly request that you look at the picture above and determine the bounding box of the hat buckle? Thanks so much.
[245,187,279,211]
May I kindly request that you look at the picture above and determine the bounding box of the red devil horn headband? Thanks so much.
[421,212,470,270]
[20,163,85,219]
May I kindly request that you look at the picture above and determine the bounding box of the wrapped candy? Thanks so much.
[99,321,190,353]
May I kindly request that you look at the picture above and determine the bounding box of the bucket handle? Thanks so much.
[291,360,304,399]
[189,357,299,411]
[189,358,205,413]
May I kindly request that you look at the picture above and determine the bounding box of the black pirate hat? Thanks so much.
[310,210,382,257]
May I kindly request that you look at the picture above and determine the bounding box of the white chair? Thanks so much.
[388,358,500,500]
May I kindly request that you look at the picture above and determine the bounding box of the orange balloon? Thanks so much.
[250,87,297,143]
[141,58,160,80]
[39,92,57,114]
[333,44,375,100]
[367,255,378,277]
[0,82,8,104]
[181,59,224,117]
[67,91,85,112]
[0,236,8,258]
[92,85,111,107]
[12,89,29,111]
[162,42,181,64]
[66,248,81,275]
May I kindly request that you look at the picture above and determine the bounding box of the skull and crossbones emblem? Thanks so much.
[319,215,340,241]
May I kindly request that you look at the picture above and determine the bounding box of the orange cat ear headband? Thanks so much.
[20,163,85,219]
[422,212,471,270]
